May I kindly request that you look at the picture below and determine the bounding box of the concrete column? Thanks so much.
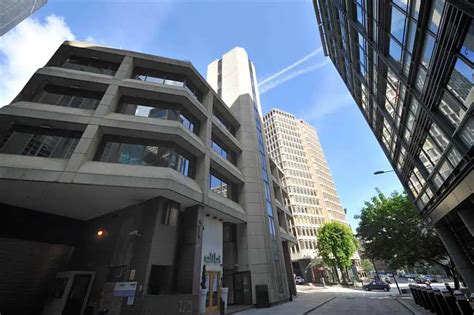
[195,92,213,197]
[282,241,297,297]
[93,84,120,118]
[458,207,474,236]
[434,223,474,292]
[114,55,134,80]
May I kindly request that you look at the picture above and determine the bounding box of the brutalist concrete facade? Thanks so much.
[0,41,296,314]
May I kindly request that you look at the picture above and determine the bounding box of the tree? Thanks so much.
[361,258,374,274]
[356,190,459,287]
[317,222,358,284]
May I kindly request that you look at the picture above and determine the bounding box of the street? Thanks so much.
[235,285,430,315]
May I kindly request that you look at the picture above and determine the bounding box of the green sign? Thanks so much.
[204,252,221,264]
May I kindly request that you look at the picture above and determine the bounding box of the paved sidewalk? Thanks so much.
[235,285,419,315]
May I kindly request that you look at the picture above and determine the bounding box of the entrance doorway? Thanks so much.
[233,271,252,305]
[206,271,220,312]
[42,271,95,315]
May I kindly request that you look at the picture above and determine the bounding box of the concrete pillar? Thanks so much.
[434,223,474,293]
[282,241,297,297]
[458,207,474,236]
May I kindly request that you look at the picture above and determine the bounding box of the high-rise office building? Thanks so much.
[314,0,473,290]
[263,108,351,281]
[207,47,263,116]
[0,0,48,36]
[0,41,296,314]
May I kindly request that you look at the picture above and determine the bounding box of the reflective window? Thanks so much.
[117,96,198,133]
[422,135,443,166]
[428,0,445,34]
[430,122,449,152]
[212,139,236,165]
[447,58,473,104]
[133,67,203,102]
[62,55,120,76]
[96,137,192,177]
[406,20,417,54]
[390,38,403,63]
[0,125,81,159]
[392,0,407,12]
[32,85,103,110]
[209,172,236,200]
[421,33,436,67]
[438,91,466,128]
[460,22,474,63]
[391,6,406,43]
[460,117,474,147]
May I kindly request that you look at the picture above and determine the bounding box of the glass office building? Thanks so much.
[314,0,473,290]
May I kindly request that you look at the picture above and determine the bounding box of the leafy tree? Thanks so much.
[317,222,358,283]
[356,190,459,287]
[361,258,375,273]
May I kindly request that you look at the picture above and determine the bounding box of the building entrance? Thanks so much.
[206,271,221,312]
[233,271,252,305]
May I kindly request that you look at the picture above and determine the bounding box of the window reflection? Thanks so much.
[438,91,466,128]
[447,59,473,104]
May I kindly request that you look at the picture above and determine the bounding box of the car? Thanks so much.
[363,280,391,291]
[295,276,305,285]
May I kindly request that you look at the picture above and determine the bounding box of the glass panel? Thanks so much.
[416,67,427,92]
[430,123,449,152]
[406,20,417,53]
[460,117,474,147]
[438,91,466,128]
[447,58,473,104]
[428,0,445,34]
[460,22,474,63]
[390,37,403,63]
[391,6,406,43]
[421,33,436,67]
[422,135,443,166]
[392,0,408,12]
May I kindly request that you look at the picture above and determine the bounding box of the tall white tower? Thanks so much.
[207,47,263,116]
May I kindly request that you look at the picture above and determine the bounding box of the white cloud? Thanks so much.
[259,60,329,95]
[0,15,75,107]
[258,48,328,95]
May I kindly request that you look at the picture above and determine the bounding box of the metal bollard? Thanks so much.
[433,288,451,315]
[419,285,430,310]
[454,290,473,315]
[410,284,420,305]
[425,285,437,314]
[443,288,462,315]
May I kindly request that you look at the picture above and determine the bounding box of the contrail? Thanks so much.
[259,60,329,95]
[259,47,323,86]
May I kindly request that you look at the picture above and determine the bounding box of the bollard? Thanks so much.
[425,285,437,313]
[419,286,430,310]
[409,284,420,305]
[421,286,434,312]
[454,290,473,315]
[443,288,462,315]
[427,287,442,315]
[433,288,450,315]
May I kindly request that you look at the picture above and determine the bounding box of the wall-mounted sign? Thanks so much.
[113,282,137,297]
[204,252,221,264]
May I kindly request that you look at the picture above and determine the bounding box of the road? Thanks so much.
[234,285,429,315]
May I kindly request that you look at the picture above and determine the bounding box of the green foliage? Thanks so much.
[356,190,448,270]
[317,222,358,269]
[361,258,374,273]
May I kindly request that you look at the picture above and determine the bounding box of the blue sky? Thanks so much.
[0,1,403,229]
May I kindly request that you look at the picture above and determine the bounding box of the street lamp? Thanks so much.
[373,170,395,175]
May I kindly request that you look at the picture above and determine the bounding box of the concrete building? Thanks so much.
[0,0,48,36]
[207,47,263,117]
[314,0,473,291]
[263,109,352,282]
[0,41,296,314]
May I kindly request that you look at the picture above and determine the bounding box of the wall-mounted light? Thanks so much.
[97,229,105,237]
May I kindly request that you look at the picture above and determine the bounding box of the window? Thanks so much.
[447,58,473,104]
[212,138,236,165]
[161,200,179,227]
[421,33,436,67]
[460,22,474,63]
[389,38,402,63]
[117,96,198,133]
[460,117,474,147]
[427,0,445,34]
[133,67,203,102]
[213,107,236,136]
[96,137,193,177]
[390,5,406,43]
[32,85,103,110]
[62,55,120,75]
[438,91,466,128]
[209,172,237,201]
[0,125,81,159]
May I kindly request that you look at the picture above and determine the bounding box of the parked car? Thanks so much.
[363,280,391,291]
[295,276,305,285]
